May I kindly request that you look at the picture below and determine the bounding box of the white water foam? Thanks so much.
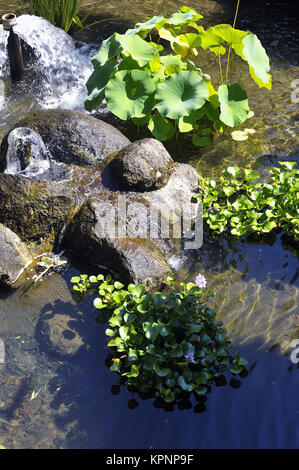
[5,127,50,176]
[0,15,96,111]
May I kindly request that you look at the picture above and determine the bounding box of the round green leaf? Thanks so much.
[118,34,155,65]
[105,70,156,120]
[134,15,166,33]
[91,33,122,68]
[155,70,209,119]
[148,114,175,141]
[218,83,249,127]
[166,8,202,26]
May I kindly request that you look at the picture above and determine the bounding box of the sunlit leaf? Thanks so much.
[218,83,249,127]
[105,70,156,120]
[155,70,209,119]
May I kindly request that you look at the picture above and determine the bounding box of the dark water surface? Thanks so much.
[0,0,298,448]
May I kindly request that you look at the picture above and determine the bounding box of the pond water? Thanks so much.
[0,0,298,449]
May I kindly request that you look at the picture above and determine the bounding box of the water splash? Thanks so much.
[5,127,50,176]
[0,15,96,112]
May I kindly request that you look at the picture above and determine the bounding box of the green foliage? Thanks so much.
[71,274,248,403]
[193,162,299,240]
[85,5,271,145]
[23,0,103,33]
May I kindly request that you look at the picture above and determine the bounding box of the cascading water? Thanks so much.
[4,127,50,176]
[0,15,97,135]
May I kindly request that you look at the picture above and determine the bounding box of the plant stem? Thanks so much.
[229,50,235,83]
[218,52,224,85]
[225,0,240,82]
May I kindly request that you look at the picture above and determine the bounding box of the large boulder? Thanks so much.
[63,196,171,290]
[63,161,201,289]
[0,173,77,241]
[110,138,174,192]
[0,224,33,289]
[0,109,130,170]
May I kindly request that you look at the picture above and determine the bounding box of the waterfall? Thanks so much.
[0,15,96,110]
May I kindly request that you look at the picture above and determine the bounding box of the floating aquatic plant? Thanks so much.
[193,161,299,241]
[71,273,248,404]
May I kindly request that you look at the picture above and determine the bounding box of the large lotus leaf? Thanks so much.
[218,83,249,127]
[233,33,272,89]
[166,7,202,26]
[91,33,122,68]
[178,110,199,133]
[155,70,209,120]
[149,56,163,73]
[160,54,187,75]
[85,59,118,111]
[105,70,156,120]
[158,28,176,43]
[135,15,166,32]
[148,114,175,141]
[172,33,199,58]
[118,56,142,71]
[118,34,155,65]
[197,30,226,55]
[208,24,247,44]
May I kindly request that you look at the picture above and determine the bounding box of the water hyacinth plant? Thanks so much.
[194,161,299,240]
[71,273,248,403]
[85,5,272,146]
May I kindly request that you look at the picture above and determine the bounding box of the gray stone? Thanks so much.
[0,224,33,289]
[0,109,130,170]
[63,196,171,290]
[62,162,200,289]
[110,138,174,192]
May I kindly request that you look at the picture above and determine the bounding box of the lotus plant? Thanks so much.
[85,5,271,146]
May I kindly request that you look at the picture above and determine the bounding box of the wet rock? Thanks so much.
[38,314,85,358]
[63,162,200,288]
[0,109,130,169]
[144,163,200,215]
[0,224,33,289]
[110,138,174,192]
[0,173,77,242]
[63,196,171,289]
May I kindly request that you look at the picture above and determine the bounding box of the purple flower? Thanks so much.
[185,352,196,364]
[195,273,207,289]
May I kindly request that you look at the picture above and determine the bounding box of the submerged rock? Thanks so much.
[38,313,85,358]
[0,224,33,289]
[110,138,174,192]
[0,109,130,169]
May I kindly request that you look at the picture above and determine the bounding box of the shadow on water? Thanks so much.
[31,313,299,448]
